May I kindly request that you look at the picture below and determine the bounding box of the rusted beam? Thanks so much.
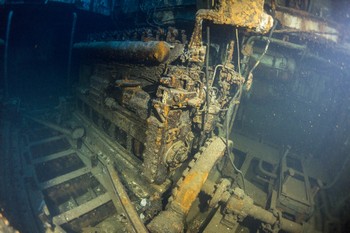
[74,41,170,64]
[106,163,149,233]
[52,193,111,225]
[39,167,90,190]
[29,135,65,147]
[274,10,339,42]
[32,149,75,164]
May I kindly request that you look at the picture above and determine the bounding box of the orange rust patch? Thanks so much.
[121,196,130,205]
[174,171,209,213]
[236,199,244,211]
[153,41,170,63]
[217,0,272,32]
[189,0,273,48]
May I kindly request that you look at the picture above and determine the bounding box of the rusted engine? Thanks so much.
[1,0,350,233]
[75,40,234,184]
[69,1,272,231]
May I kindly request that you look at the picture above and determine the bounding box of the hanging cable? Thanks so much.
[205,26,210,114]
[235,29,241,76]
[322,153,350,189]
[247,21,277,77]
[225,85,246,191]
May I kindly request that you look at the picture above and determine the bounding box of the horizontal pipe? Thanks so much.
[247,36,307,51]
[25,115,71,135]
[226,191,303,233]
[202,181,305,233]
[25,115,84,140]
[74,40,170,64]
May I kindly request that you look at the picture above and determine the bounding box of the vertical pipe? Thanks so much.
[203,0,211,123]
[205,26,210,113]
[4,11,14,99]
[200,25,210,144]
[67,12,77,95]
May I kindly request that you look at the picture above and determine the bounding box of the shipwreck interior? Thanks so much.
[1,0,350,232]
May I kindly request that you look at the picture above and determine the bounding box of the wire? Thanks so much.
[246,21,277,77]
[205,26,210,114]
[201,26,211,139]
[235,29,241,76]
[322,153,350,189]
[225,85,246,192]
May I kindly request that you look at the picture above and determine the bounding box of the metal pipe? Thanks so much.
[25,115,84,140]
[4,11,14,99]
[73,41,170,64]
[201,26,210,140]
[258,159,278,179]
[202,182,307,233]
[208,185,304,233]
[246,36,307,51]
[205,26,210,113]
[229,198,303,233]
[67,12,77,94]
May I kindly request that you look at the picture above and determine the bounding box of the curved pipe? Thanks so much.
[258,159,278,179]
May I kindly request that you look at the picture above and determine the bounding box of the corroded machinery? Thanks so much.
[68,0,313,232]
[1,0,350,232]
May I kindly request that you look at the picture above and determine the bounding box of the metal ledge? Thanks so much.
[52,193,111,225]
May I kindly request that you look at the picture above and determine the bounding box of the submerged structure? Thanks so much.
[0,0,350,232]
